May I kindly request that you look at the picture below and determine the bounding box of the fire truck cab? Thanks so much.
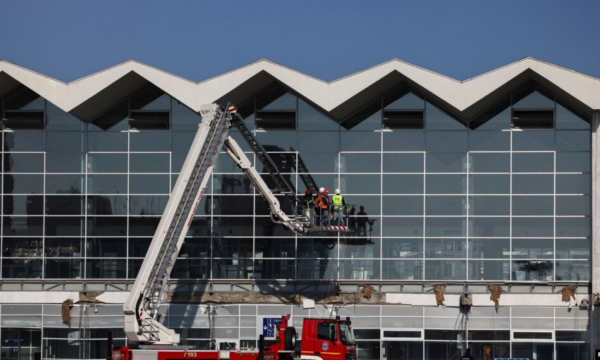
[230,315,356,360]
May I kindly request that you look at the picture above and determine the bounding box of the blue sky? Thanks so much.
[0,0,598,83]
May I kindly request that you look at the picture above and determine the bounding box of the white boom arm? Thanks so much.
[124,104,310,345]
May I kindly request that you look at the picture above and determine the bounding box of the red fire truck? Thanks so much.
[110,315,356,360]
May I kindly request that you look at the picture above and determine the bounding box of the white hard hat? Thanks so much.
[319,187,325,193]
[335,189,340,194]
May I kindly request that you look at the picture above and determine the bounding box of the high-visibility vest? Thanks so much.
[315,194,323,208]
[332,194,343,210]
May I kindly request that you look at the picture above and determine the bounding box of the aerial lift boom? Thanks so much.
[123,104,312,345]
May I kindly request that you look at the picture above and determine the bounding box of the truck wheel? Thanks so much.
[284,327,296,350]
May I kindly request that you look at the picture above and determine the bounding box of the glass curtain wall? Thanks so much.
[0,83,590,282]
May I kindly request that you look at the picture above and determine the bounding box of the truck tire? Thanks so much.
[284,327,296,350]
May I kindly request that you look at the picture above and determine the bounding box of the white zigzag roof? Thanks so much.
[0,57,598,120]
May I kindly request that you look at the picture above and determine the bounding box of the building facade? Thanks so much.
[0,58,597,359]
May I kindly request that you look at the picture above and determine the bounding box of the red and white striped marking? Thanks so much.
[322,226,347,231]
[227,105,237,113]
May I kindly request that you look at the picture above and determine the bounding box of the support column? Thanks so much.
[591,110,600,360]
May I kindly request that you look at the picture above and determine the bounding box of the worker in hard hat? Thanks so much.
[332,189,346,226]
[314,188,325,226]
[315,188,330,226]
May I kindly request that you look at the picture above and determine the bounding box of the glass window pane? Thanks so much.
[556,239,590,259]
[556,104,589,130]
[171,132,196,153]
[383,131,425,151]
[382,196,423,215]
[512,196,553,215]
[385,91,424,110]
[469,196,510,215]
[426,153,466,173]
[382,238,422,258]
[340,131,381,151]
[512,131,555,151]
[469,131,510,151]
[426,175,466,194]
[129,153,170,173]
[88,132,127,152]
[383,175,423,194]
[179,238,211,258]
[86,259,126,278]
[86,238,127,257]
[298,99,338,130]
[382,217,422,237]
[172,99,202,131]
[45,175,84,194]
[425,196,465,215]
[382,260,422,280]
[556,152,590,173]
[468,238,509,258]
[556,195,590,215]
[557,131,590,152]
[340,153,380,173]
[298,131,339,154]
[425,102,465,130]
[256,131,298,151]
[555,261,589,281]
[469,217,510,237]
[512,238,553,259]
[476,107,511,131]
[46,196,84,215]
[3,153,43,172]
[469,175,510,194]
[557,174,590,194]
[3,237,43,257]
[382,153,423,173]
[469,153,509,173]
[425,238,465,258]
[87,153,127,173]
[3,216,43,236]
[129,175,170,194]
[512,217,554,237]
[469,260,510,280]
[87,195,127,215]
[86,216,127,236]
[4,132,45,151]
[46,259,82,279]
[45,238,82,257]
[425,217,465,236]
[340,175,380,194]
[45,217,83,236]
[46,153,83,173]
[129,238,151,257]
[339,259,380,280]
[130,132,170,151]
[512,174,553,194]
[46,132,85,153]
[2,259,42,278]
[513,91,554,109]
[5,174,43,194]
[129,217,162,236]
[129,195,169,216]
[556,217,590,237]
[3,195,43,215]
[425,260,466,280]
[512,153,554,172]
[426,131,467,152]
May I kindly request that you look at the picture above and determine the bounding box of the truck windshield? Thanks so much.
[339,323,355,345]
